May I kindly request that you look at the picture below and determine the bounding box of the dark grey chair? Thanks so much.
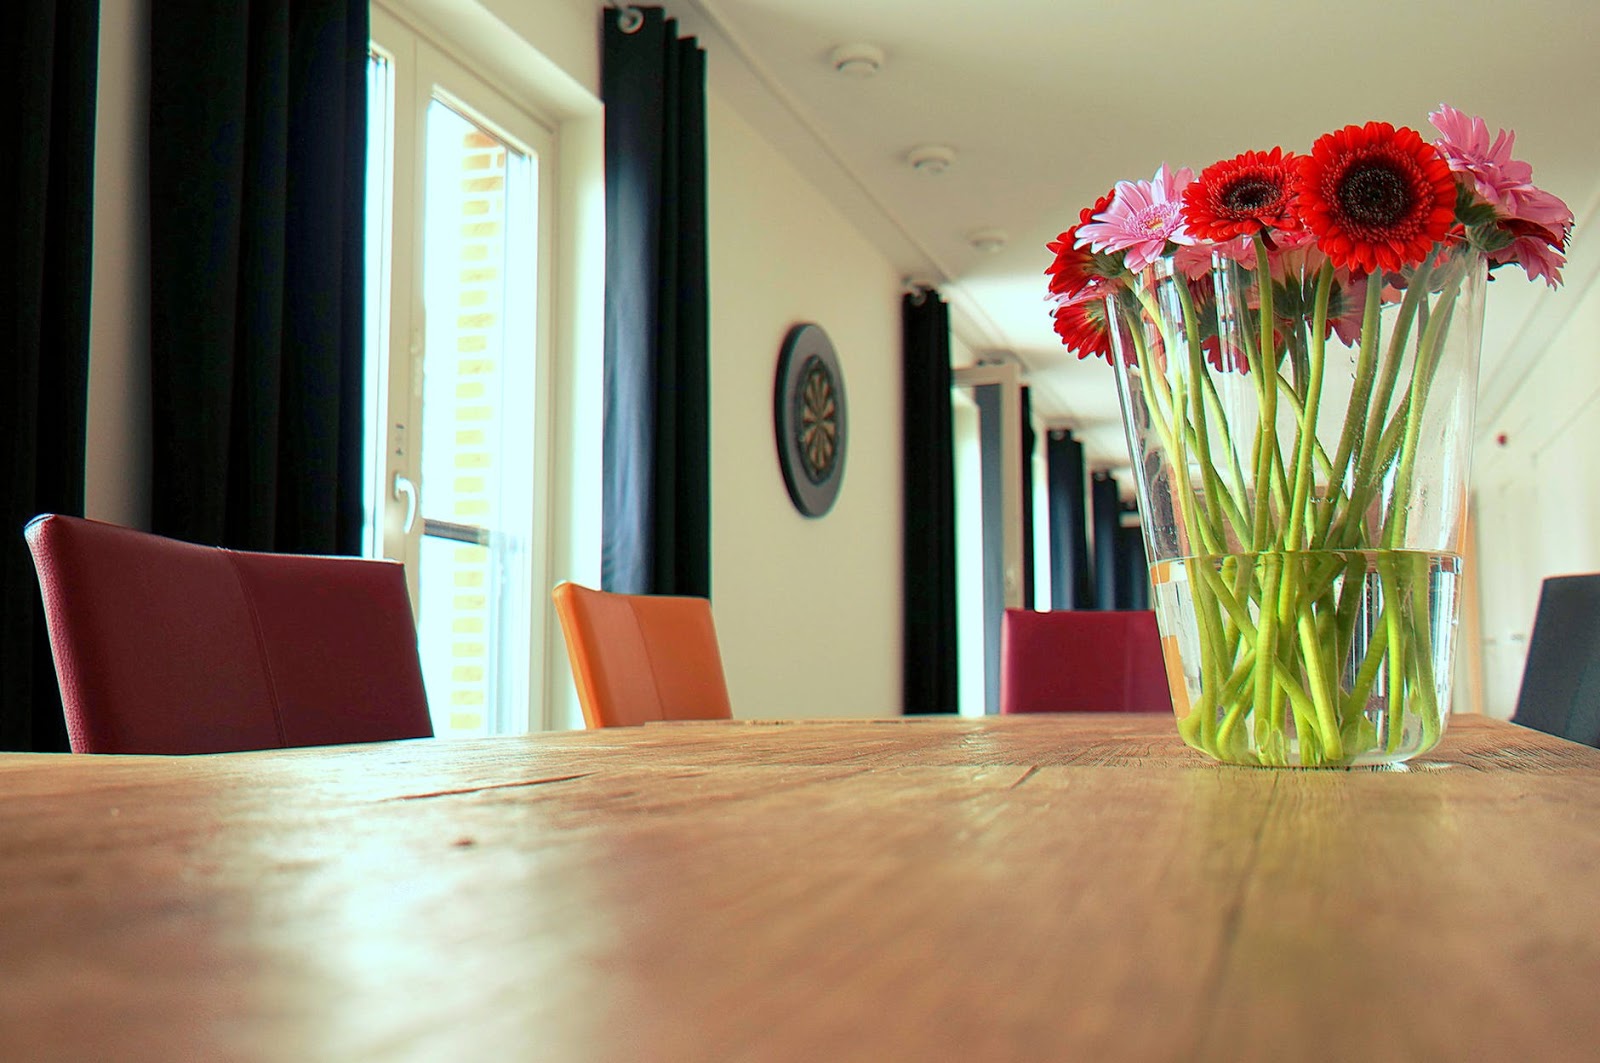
[1512,574,1600,747]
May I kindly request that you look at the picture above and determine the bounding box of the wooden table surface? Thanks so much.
[3,713,1598,1062]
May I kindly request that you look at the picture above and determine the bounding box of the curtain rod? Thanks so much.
[607,3,644,33]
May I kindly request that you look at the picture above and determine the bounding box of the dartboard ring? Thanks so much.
[774,323,848,517]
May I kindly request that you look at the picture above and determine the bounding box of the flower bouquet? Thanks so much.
[1046,107,1572,766]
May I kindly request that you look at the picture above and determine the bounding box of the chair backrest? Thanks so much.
[551,581,733,728]
[1000,608,1174,714]
[25,514,433,754]
[1512,573,1600,747]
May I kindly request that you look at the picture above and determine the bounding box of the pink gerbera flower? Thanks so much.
[1430,105,1573,232]
[1075,164,1197,272]
[1503,183,1574,234]
[1174,235,1254,281]
[1492,220,1568,288]
[1429,104,1574,285]
[1427,104,1535,215]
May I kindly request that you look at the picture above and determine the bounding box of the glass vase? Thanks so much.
[1108,241,1486,766]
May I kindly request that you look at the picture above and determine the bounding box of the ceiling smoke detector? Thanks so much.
[907,144,956,175]
[968,229,1008,253]
[829,43,884,78]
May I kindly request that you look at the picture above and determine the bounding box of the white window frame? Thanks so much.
[369,4,560,735]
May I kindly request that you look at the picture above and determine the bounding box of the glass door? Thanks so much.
[367,10,555,737]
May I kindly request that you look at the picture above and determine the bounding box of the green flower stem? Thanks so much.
[1124,325,1196,516]
[1268,435,1292,529]
[1269,556,1327,760]
[1246,236,1294,764]
[1406,551,1442,749]
[1132,247,1468,768]
[1176,276,1227,512]
[1252,237,1280,551]
[1177,279,1255,551]
[1343,609,1391,721]
[1251,554,1284,758]
[1178,420,1251,549]
[1295,606,1344,760]
[1285,262,1335,551]
[1233,293,1270,482]
[1184,550,1305,758]
[1248,429,1293,539]
[1379,557,1410,754]
[1167,375,1226,557]
[1384,281,1462,551]
[1213,647,1261,755]
[1364,260,1432,455]
[1315,271,1385,544]
[1198,371,1256,551]
[1331,551,1370,674]
[1335,394,1413,550]
[1130,282,1239,556]
[1270,375,1337,485]
[1160,415,1232,722]
[1116,295,1235,739]
[1334,260,1435,546]
[1258,262,1340,763]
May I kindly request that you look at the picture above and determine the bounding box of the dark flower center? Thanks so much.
[1221,177,1281,215]
[1336,163,1411,227]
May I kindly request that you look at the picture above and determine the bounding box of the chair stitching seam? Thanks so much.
[223,550,290,747]
[629,599,668,721]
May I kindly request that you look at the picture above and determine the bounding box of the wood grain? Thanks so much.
[1,714,1596,1061]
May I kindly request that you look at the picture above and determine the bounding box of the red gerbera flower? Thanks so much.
[1295,121,1457,274]
[1079,187,1115,227]
[1045,188,1120,300]
[1181,147,1303,240]
[1200,335,1249,375]
[1045,226,1098,300]
[1051,293,1117,363]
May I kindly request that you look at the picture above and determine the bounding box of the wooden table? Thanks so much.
[3,714,1598,1062]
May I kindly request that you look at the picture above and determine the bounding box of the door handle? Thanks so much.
[392,473,418,534]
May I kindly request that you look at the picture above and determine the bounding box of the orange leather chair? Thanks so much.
[551,581,733,728]
[25,514,434,754]
[1000,608,1174,714]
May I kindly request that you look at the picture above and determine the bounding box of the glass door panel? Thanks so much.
[365,10,553,738]
[411,100,537,738]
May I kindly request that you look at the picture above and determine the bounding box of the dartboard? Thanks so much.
[774,324,848,517]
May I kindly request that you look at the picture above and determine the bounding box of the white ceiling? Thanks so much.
[673,0,1600,479]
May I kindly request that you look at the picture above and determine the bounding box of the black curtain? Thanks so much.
[1046,429,1092,609]
[0,1,99,753]
[601,7,710,597]
[148,1,367,553]
[1018,387,1035,610]
[1092,472,1121,612]
[902,290,957,715]
[1117,520,1150,610]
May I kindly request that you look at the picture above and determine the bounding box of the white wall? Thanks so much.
[85,1,908,726]
[395,0,908,723]
[1473,220,1600,718]
[705,90,904,720]
[86,0,150,528]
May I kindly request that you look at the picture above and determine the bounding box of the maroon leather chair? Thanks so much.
[999,608,1174,715]
[25,514,433,754]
